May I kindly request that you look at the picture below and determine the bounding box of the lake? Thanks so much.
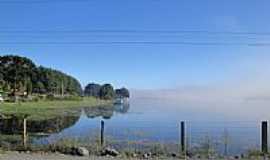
[1,97,268,156]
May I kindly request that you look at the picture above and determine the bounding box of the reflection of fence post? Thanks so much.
[261,121,268,154]
[23,118,27,148]
[101,120,105,147]
[181,121,186,154]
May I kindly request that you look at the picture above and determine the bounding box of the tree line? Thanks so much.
[84,83,130,100]
[0,55,82,97]
[0,55,130,101]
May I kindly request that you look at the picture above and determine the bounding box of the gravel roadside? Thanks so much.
[0,152,261,160]
[0,152,180,160]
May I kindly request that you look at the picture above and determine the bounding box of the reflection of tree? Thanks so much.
[84,106,114,119]
[84,104,130,119]
[114,104,130,114]
[0,115,80,135]
[0,104,130,135]
[29,116,79,133]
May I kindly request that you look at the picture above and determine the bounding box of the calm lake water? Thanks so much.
[1,97,269,155]
[39,98,268,155]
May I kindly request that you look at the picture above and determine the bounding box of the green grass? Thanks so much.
[0,97,112,120]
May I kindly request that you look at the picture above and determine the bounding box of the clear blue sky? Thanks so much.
[1,0,270,89]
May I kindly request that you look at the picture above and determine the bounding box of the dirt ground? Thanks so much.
[0,152,180,160]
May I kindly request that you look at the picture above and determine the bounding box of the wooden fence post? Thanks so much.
[101,120,105,147]
[23,118,27,148]
[181,121,186,154]
[262,121,268,154]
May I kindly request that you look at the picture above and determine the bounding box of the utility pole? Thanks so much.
[61,80,64,97]
[14,65,18,102]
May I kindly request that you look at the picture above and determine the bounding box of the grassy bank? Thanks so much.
[0,97,113,120]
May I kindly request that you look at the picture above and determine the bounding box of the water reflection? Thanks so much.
[0,100,262,155]
[114,104,130,114]
[0,104,130,136]
[0,115,79,135]
[84,104,129,119]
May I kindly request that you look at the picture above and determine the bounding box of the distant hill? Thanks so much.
[0,55,82,96]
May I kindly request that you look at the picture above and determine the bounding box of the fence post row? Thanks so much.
[262,121,268,154]
[179,121,269,156]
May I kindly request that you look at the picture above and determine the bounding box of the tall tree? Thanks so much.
[84,83,101,97]
[115,87,130,98]
[0,55,36,94]
[99,84,115,100]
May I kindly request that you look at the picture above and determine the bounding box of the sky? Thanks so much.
[1,0,270,93]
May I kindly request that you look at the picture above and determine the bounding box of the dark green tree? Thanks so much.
[0,55,83,96]
[33,81,46,94]
[115,87,130,98]
[0,55,36,94]
[0,73,4,91]
[26,79,33,95]
[84,83,101,97]
[99,84,115,100]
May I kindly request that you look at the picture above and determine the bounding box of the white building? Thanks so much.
[0,94,4,102]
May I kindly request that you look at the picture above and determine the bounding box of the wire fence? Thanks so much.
[99,120,265,157]
[0,118,268,158]
[185,121,261,157]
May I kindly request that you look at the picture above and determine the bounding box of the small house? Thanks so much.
[0,93,4,102]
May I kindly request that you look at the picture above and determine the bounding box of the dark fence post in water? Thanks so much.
[101,120,105,147]
[23,118,27,148]
[261,121,268,154]
[180,121,186,154]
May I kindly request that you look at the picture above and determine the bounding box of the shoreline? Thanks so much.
[0,97,113,121]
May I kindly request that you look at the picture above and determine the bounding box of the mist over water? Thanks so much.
[130,82,270,122]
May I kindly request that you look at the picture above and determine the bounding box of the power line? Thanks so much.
[0,34,263,41]
[1,41,270,46]
[1,29,269,46]
[0,0,95,4]
[0,29,270,35]
[0,0,161,4]
[0,34,254,37]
